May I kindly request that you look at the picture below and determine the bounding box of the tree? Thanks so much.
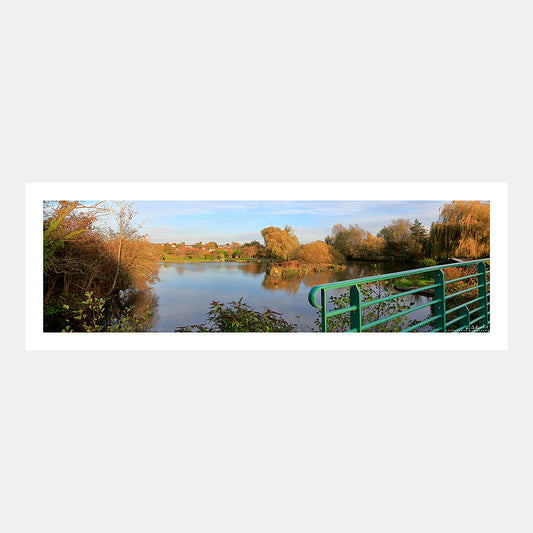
[43,201,109,302]
[43,201,106,272]
[107,201,149,295]
[43,201,159,332]
[377,218,420,260]
[428,201,490,260]
[410,218,427,242]
[325,224,369,260]
[236,244,258,259]
[261,225,300,261]
[206,241,218,249]
[409,219,428,257]
[296,241,335,264]
[360,233,385,259]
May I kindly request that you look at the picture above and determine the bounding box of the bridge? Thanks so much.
[308,259,490,332]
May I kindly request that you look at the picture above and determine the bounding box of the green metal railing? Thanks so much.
[308,259,490,332]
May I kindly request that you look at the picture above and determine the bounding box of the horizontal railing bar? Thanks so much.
[446,315,464,327]
[454,324,468,332]
[402,315,441,332]
[325,305,358,318]
[361,301,438,331]
[307,258,490,307]
[445,296,485,314]
[444,273,479,284]
[360,285,440,308]
[406,300,439,313]
[469,314,485,326]
[445,285,481,299]
[467,305,485,316]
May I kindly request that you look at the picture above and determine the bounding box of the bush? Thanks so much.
[62,291,153,332]
[418,258,437,268]
[416,258,438,282]
[176,298,297,332]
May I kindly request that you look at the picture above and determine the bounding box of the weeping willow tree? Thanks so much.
[429,201,490,260]
[260,225,300,261]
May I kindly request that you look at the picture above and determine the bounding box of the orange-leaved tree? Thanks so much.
[261,225,300,261]
[429,201,490,260]
[296,241,335,264]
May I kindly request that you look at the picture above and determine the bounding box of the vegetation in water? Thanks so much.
[394,277,434,290]
[393,258,438,290]
[266,260,345,280]
[176,298,297,332]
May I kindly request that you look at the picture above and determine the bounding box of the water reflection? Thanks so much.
[238,263,266,276]
[262,275,302,294]
[117,287,159,331]
[162,263,187,275]
[300,270,345,288]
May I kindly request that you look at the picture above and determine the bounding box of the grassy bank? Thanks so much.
[393,277,435,294]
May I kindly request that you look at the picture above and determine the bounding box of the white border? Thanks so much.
[26,182,508,350]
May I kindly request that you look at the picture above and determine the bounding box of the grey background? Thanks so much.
[3,2,531,532]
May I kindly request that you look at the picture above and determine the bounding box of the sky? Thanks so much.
[131,200,448,245]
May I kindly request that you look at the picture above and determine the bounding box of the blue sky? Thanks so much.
[133,200,447,245]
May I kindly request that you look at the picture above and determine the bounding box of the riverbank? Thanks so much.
[160,257,269,264]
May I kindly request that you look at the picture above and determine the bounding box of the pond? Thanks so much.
[148,261,432,332]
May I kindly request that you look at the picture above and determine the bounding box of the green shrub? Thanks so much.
[62,291,153,332]
[418,258,437,268]
[176,298,297,332]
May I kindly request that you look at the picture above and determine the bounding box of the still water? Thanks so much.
[149,261,432,332]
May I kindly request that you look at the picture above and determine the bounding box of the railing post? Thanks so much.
[477,262,489,329]
[320,288,327,332]
[433,269,446,332]
[460,306,471,332]
[350,285,362,332]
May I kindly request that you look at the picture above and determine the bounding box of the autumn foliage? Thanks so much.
[43,201,159,331]
[296,241,335,264]
[429,201,490,260]
[261,225,300,261]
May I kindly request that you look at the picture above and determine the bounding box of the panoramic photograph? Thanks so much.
[43,199,490,333]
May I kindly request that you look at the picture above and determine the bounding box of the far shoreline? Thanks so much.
[159,258,270,264]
